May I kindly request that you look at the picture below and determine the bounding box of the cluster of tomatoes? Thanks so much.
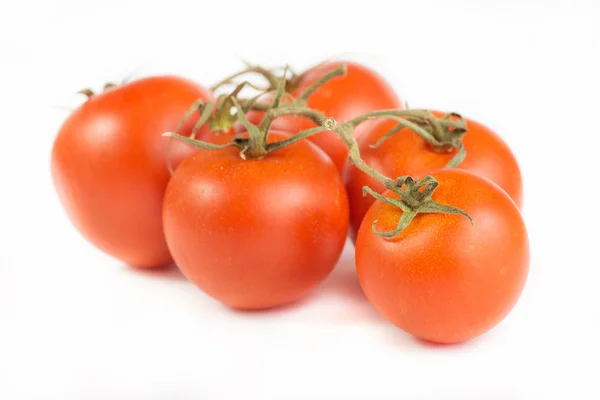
[51,59,529,344]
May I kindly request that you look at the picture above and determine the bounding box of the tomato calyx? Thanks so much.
[207,82,252,134]
[362,176,472,237]
[320,116,472,237]
[368,111,468,168]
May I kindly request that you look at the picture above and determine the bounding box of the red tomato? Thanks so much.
[345,112,523,241]
[356,169,529,344]
[240,61,403,171]
[163,132,349,309]
[51,76,216,268]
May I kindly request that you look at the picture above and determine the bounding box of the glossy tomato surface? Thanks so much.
[51,76,215,268]
[355,169,529,344]
[345,112,523,241]
[241,61,403,171]
[163,132,349,310]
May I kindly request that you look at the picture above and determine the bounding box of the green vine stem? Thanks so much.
[257,66,290,141]
[183,63,349,156]
[166,63,473,237]
[209,62,348,107]
[207,81,253,133]
[167,80,273,134]
[322,116,471,235]
[164,104,472,237]
[210,62,300,93]
[295,64,346,105]
[230,64,347,111]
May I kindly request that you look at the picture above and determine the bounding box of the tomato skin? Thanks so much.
[240,61,403,171]
[163,132,349,309]
[355,169,529,344]
[345,112,523,241]
[51,76,216,268]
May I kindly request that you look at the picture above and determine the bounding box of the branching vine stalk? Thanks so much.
[164,63,474,237]
[210,61,300,93]
[320,117,473,237]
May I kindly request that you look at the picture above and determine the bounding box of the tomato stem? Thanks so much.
[210,62,298,93]
[163,132,238,151]
[208,82,252,133]
[257,67,290,147]
[297,64,347,103]
[167,62,473,236]
[265,126,331,153]
[318,116,472,236]
[219,64,347,159]
[231,98,267,159]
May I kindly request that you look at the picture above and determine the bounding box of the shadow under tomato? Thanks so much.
[416,326,495,348]
[322,259,366,302]
[226,294,317,317]
[384,332,482,350]
[376,315,487,349]
[123,263,189,282]
[315,255,386,324]
[412,337,468,349]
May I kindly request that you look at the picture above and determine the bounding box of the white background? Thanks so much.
[1,0,599,399]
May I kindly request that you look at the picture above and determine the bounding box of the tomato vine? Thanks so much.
[165,64,474,237]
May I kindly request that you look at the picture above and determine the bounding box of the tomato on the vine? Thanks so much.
[355,169,529,344]
[163,132,349,310]
[240,61,403,171]
[51,76,216,268]
[344,112,523,241]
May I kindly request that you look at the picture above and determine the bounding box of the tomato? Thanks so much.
[355,169,529,344]
[51,76,216,268]
[240,61,403,171]
[344,112,523,241]
[163,132,349,309]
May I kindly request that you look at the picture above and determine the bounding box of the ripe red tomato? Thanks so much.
[355,169,529,344]
[345,112,523,241]
[51,76,216,268]
[163,132,349,309]
[240,61,403,171]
